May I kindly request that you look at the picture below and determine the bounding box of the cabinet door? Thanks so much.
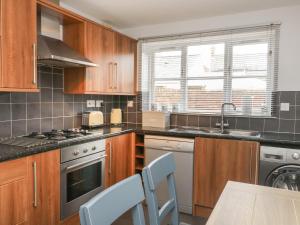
[85,22,104,93]
[114,33,136,94]
[193,138,259,211]
[105,133,135,187]
[1,0,37,90]
[28,150,60,225]
[103,29,115,93]
[0,158,28,225]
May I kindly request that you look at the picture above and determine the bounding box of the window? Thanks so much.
[140,25,280,116]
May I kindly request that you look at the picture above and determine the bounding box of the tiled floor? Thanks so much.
[113,208,207,225]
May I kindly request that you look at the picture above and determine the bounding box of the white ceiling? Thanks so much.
[60,0,300,28]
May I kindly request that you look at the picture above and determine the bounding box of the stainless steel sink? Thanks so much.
[169,127,260,137]
[221,129,260,137]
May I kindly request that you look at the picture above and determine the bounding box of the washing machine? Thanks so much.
[259,146,300,191]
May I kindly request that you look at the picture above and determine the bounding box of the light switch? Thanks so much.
[127,100,134,107]
[96,100,104,107]
[280,103,290,111]
[87,100,95,108]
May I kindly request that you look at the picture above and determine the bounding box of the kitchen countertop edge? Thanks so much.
[0,125,300,163]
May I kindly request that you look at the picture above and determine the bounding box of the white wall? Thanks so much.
[60,2,123,33]
[121,5,300,91]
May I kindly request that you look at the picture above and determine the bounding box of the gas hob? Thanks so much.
[26,129,93,141]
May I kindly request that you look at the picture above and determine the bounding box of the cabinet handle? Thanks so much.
[0,0,2,38]
[32,161,38,208]
[32,43,37,85]
[109,142,112,174]
[249,145,253,183]
[114,63,118,89]
[109,63,113,89]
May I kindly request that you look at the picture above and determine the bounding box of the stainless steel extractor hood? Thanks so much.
[37,35,98,68]
[37,1,98,68]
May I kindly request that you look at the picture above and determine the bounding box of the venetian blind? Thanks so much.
[138,24,280,116]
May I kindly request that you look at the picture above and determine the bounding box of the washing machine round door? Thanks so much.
[265,165,300,191]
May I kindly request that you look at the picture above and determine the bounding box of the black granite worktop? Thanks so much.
[0,124,300,163]
[0,126,135,163]
[138,126,300,148]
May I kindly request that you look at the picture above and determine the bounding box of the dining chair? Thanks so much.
[142,152,189,225]
[79,174,146,225]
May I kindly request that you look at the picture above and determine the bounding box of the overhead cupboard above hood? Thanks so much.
[37,35,98,68]
[37,0,98,68]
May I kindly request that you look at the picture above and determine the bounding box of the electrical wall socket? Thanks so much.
[280,103,290,111]
[127,100,134,107]
[87,100,95,108]
[96,100,104,107]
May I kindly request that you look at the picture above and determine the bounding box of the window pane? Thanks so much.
[187,44,225,78]
[187,79,224,112]
[141,25,279,115]
[154,51,181,78]
[153,81,182,111]
[232,43,268,77]
[232,78,268,115]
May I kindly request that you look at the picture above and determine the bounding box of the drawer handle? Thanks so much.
[264,153,283,160]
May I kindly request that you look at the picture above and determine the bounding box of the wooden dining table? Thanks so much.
[206,181,300,225]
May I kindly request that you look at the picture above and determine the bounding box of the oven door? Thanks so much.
[60,152,106,220]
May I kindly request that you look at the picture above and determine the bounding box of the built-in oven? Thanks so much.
[60,139,106,220]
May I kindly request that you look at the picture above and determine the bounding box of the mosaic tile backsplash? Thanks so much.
[0,64,299,137]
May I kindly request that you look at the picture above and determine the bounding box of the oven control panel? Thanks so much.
[61,139,106,163]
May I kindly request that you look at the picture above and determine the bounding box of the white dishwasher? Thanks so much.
[145,135,194,214]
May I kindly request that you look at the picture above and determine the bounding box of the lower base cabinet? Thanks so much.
[0,150,60,225]
[105,132,135,187]
[193,137,260,217]
[28,150,60,225]
[0,134,136,224]
[0,158,28,225]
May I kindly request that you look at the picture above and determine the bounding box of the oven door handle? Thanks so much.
[65,155,107,172]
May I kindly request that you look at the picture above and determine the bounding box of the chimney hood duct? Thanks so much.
[37,35,98,68]
[37,1,98,68]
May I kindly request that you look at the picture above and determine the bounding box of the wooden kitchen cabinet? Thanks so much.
[64,22,109,94]
[193,137,259,217]
[0,0,38,92]
[0,150,60,225]
[114,33,137,94]
[28,150,60,225]
[105,133,135,187]
[64,21,137,95]
[0,158,28,225]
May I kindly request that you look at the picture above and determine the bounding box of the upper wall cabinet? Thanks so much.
[64,21,137,95]
[0,0,38,92]
[114,33,137,95]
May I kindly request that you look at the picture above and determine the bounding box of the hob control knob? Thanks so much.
[73,150,80,156]
[292,152,300,160]
[83,149,88,153]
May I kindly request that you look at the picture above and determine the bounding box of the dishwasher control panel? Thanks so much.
[144,135,194,153]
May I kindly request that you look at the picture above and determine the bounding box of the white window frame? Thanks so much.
[145,29,277,116]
